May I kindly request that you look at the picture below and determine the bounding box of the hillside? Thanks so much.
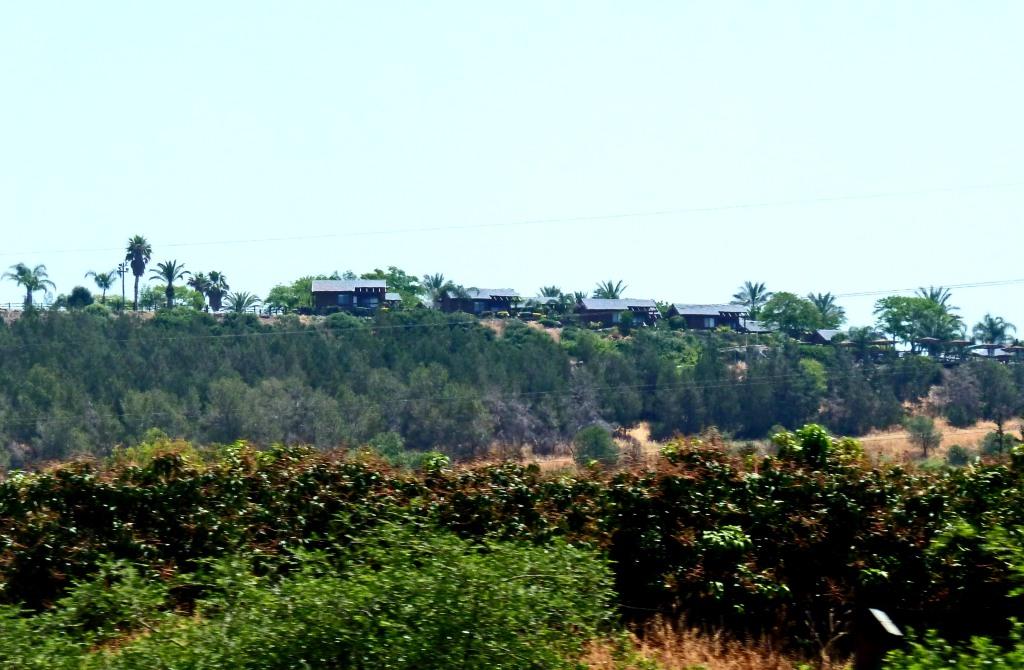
[0,308,1020,468]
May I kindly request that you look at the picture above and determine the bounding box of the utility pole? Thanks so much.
[117,262,128,312]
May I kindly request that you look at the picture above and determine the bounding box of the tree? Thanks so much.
[187,273,211,311]
[593,280,627,299]
[422,273,452,306]
[3,263,55,309]
[572,425,618,466]
[206,271,230,312]
[362,266,421,306]
[66,286,94,310]
[806,292,846,328]
[539,286,562,298]
[84,270,116,303]
[873,296,961,350]
[148,260,189,310]
[973,314,1016,345]
[916,285,956,310]
[759,292,823,337]
[904,414,942,458]
[973,360,1019,444]
[225,291,261,313]
[732,281,772,319]
[124,235,152,311]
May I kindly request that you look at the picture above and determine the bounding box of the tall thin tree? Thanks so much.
[125,235,153,311]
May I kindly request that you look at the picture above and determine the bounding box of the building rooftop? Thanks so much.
[671,303,748,317]
[311,279,387,292]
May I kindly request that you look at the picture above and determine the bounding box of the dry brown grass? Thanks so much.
[858,418,1021,463]
[584,619,848,670]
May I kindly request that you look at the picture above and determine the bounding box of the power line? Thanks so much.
[2,179,1022,258]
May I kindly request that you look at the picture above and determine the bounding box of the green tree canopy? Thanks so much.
[759,292,823,336]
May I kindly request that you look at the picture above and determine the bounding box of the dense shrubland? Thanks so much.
[3,426,1024,666]
[1,309,1019,467]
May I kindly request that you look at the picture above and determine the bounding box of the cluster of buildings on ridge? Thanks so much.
[310,279,772,333]
[309,280,1024,363]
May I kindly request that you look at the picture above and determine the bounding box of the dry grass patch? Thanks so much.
[585,619,849,670]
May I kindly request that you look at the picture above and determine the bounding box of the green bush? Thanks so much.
[573,425,618,466]
[0,524,613,669]
[982,431,1020,456]
[946,444,971,466]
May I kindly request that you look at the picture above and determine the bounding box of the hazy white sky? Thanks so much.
[1,2,1021,330]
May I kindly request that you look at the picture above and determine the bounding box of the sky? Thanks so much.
[1,2,1022,331]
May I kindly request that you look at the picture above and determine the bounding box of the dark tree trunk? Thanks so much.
[133,274,141,311]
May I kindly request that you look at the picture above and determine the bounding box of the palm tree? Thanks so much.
[125,235,153,311]
[3,263,55,309]
[84,270,117,303]
[422,273,451,306]
[225,291,261,313]
[732,281,772,319]
[148,260,189,309]
[973,314,1016,344]
[593,280,627,299]
[916,286,956,310]
[187,272,211,311]
[206,271,230,312]
[539,286,562,298]
[806,292,846,328]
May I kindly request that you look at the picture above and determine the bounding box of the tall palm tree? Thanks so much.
[593,280,627,299]
[3,263,55,309]
[973,314,1016,344]
[916,286,956,310]
[225,291,261,313]
[149,260,189,309]
[539,286,562,298]
[187,272,211,311]
[125,235,153,311]
[732,281,772,319]
[84,270,117,303]
[422,273,451,306]
[806,292,846,328]
[206,271,230,312]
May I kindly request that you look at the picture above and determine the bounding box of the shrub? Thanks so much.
[0,525,613,670]
[617,310,635,335]
[573,425,618,467]
[668,315,686,330]
[982,431,1020,456]
[946,444,971,467]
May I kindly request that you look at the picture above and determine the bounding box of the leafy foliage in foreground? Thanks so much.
[0,523,612,669]
[3,426,1024,652]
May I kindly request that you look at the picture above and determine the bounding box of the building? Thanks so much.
[576,298,660,326]
[311,279,389,313]
[805,329,844,345]
[667,303,748,330]
[439,288,521,315]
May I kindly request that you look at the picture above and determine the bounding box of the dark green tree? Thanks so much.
[124,235,152,311]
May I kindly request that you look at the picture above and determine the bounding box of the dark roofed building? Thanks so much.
[667,303,748,330]
[312,279,388,313]
[577,298,660,326]
[439,288,521,315]
[806,328,844,345]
